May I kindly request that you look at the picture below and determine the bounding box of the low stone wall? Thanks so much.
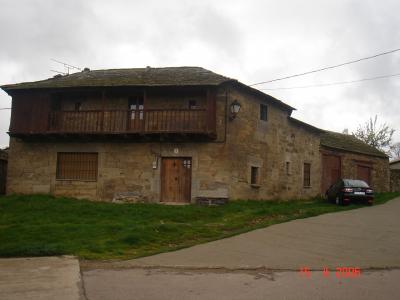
[390,169,400,192]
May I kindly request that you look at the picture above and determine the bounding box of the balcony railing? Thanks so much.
[47,109,211,135]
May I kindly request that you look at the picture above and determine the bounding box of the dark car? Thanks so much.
[325,179,374,206]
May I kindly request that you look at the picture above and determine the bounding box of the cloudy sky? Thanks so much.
[0,0,399,148]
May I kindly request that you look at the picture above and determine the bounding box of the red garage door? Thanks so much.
[322,154,341,193]
[357,165,371,185]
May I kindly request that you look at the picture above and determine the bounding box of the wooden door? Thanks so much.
[161,158,192,203]
[357,165,371,185]
[321,154,341,193]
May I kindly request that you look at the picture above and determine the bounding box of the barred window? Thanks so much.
[56,152,98,181]
[303,163,311,187]
[251,166,260,185]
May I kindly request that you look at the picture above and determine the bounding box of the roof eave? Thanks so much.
[288,117,323,134]
[228,81,296,112]
[320,144,389,159]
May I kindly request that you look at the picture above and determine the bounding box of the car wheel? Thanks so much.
[335,196,342,206]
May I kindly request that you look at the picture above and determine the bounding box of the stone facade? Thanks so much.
[225,87,321,200]
[6,84,324,202]
[4,70,390,202]
[0,149,7,195]
[390,170,400,192]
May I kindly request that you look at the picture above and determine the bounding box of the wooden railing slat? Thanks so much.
[47,109,211,135]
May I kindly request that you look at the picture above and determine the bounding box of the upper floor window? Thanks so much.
[188,100,198,109]
[260,104,268,121]
[303,163,311,187]
[129,96,144,120]
[56,152,98,181]
[74,102,82,111]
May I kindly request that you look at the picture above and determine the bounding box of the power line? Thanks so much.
[249,47,400,86]
[0,108,11,110]
[259,72,400,91]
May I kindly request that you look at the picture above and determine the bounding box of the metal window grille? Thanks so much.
[56,152,98,181]
[303,163,311,187]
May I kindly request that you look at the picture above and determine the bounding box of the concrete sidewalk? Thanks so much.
[117,197,400,270]
[0,256,84,300]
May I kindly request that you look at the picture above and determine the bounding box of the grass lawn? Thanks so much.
[0,192,399,260]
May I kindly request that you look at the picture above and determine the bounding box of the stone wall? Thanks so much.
[225,87,321,200]
[390,169,400,192]
[0,149,7,195]
[6,138,232,202]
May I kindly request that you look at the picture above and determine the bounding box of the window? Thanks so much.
[129,96,144,120]
[74,102,82,111]
[56,153,98,181]
[251,166,259,185]
[303,163,311,187]
[188,100,198,109]
[286,162,291,175]
[260,104,268,121]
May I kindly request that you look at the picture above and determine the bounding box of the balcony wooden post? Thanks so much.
[101,90,105,131]
[206,88,216,134]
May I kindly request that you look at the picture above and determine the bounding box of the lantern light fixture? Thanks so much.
[229,99,241,120]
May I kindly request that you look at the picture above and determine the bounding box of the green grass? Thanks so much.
[0,192,399,260]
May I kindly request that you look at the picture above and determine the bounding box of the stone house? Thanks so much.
[0,148,7,195]
[1,67,390,203]
[389,159,400,192]
[320,131,389,192]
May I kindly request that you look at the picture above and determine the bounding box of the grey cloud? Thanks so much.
[0,0,399,147]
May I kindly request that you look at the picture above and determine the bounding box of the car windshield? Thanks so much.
[343,179,369,188]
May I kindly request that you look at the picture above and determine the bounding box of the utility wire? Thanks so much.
[249,47,400,86]
[259,72,400,91]
[0,108,11,110]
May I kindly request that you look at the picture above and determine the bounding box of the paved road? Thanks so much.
[0,256,84,300]
[83,268,400,300]
[110,197,400,270]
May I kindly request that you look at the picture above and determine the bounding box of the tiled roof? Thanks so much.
[1,66,296,111]
[1,67,234,90]
[321,130,388,158]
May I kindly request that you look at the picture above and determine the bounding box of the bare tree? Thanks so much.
[390,142,400,159]
[353,115,395,152]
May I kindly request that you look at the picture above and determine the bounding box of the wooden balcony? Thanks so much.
[44,109,214,137]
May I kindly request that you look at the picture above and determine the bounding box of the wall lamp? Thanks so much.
[229,99,241,121]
